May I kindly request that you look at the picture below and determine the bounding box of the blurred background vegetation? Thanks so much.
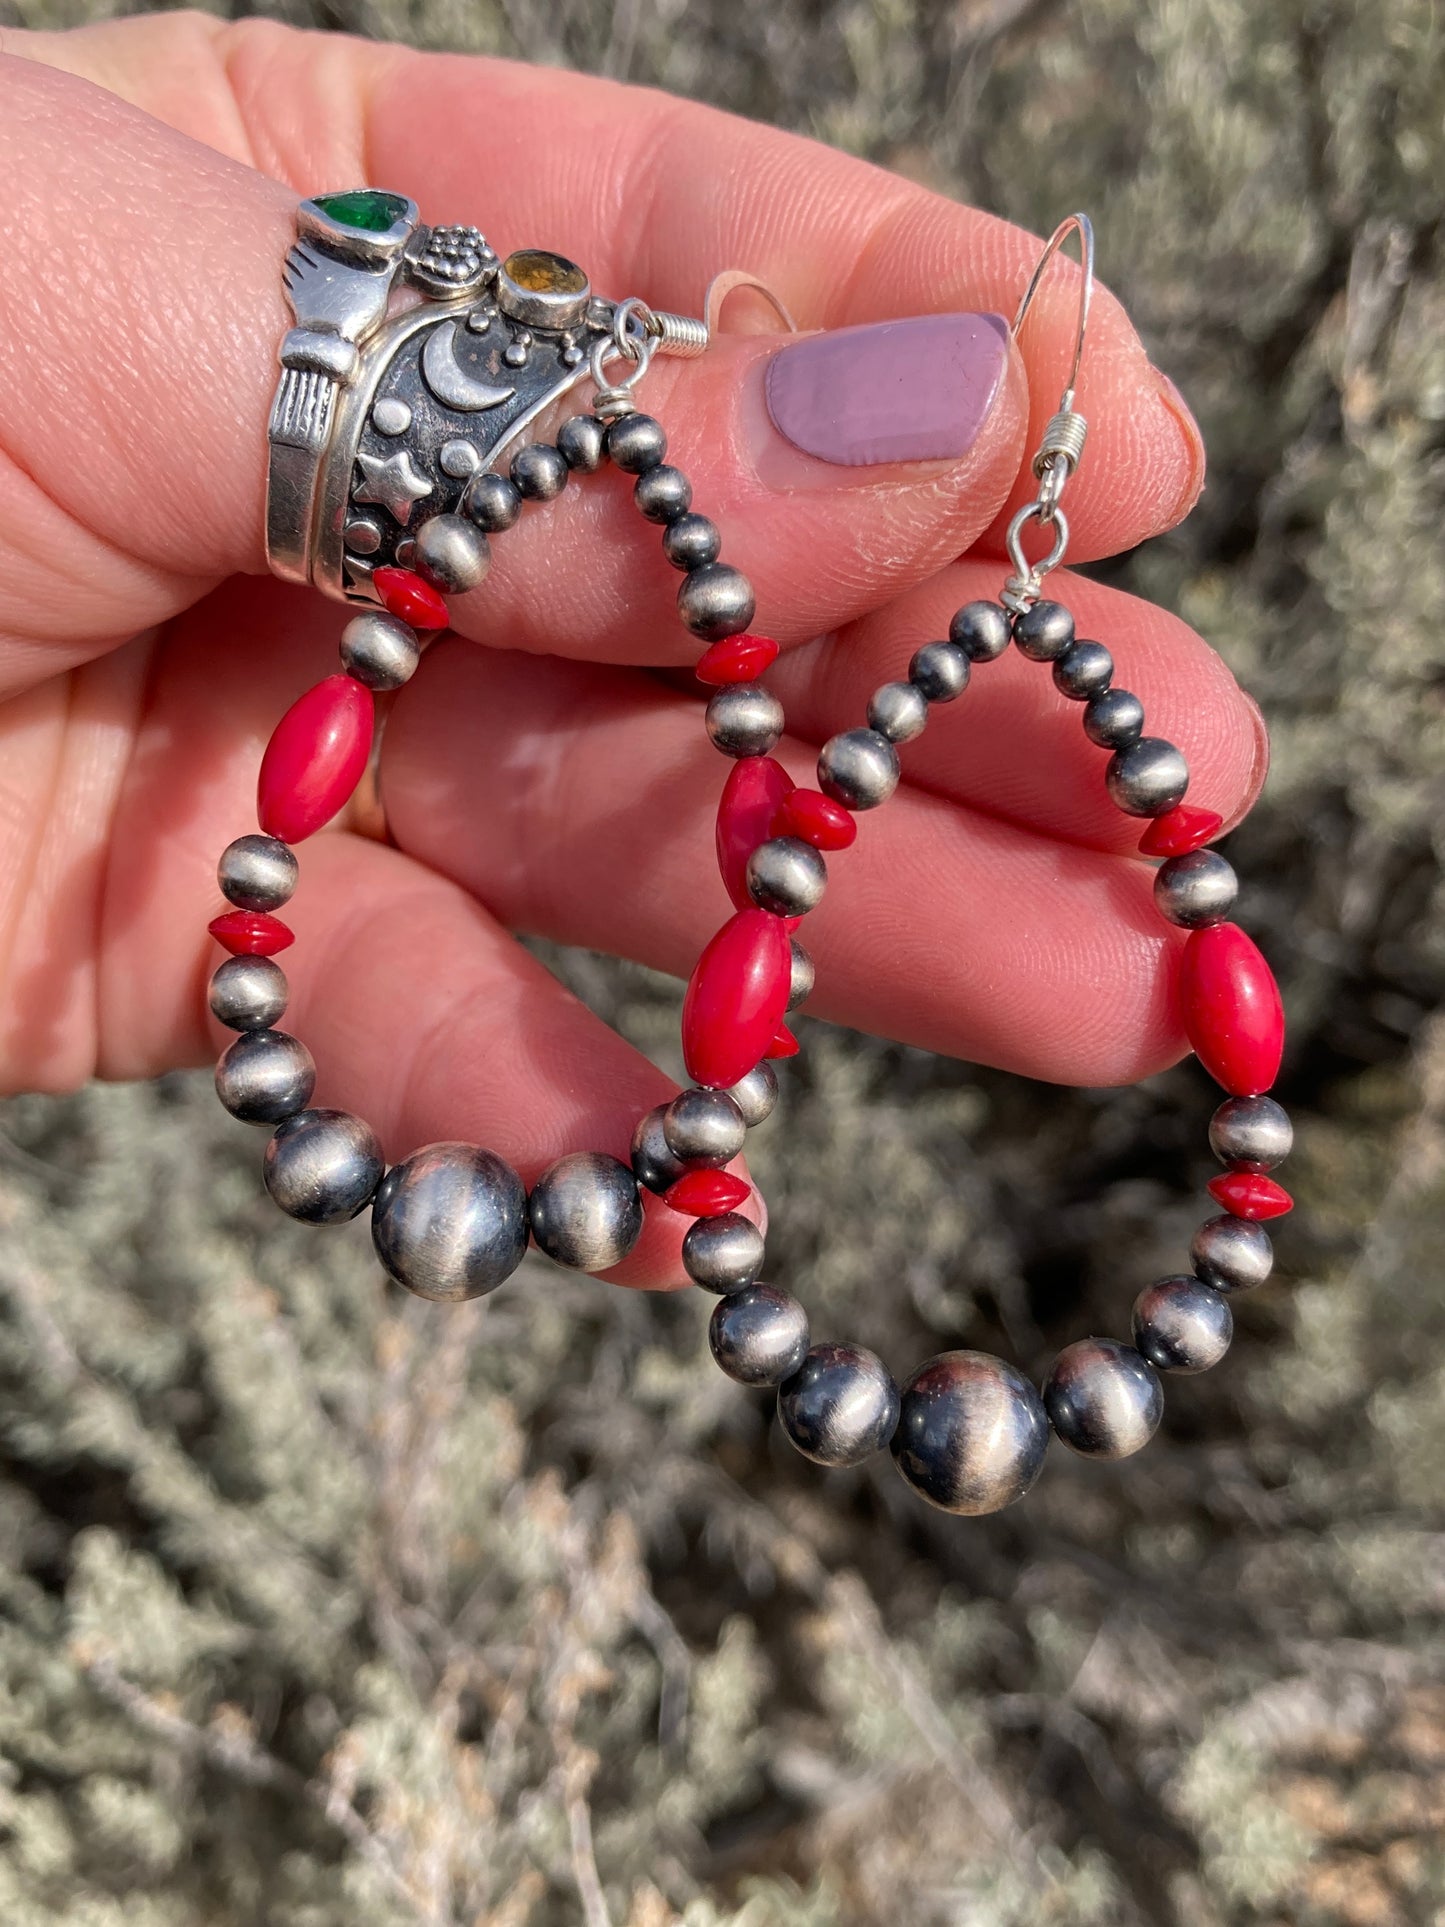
[0,0,1443,1921]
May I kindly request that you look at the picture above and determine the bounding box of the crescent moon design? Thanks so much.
[421,319,516,412]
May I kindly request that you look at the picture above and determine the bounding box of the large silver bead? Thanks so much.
[340,610,421,691]
[909,640,971,703]
[679,563,757,641]
[215,1029,316,1124]
[1106,738,1190,817]
[867,680,929,743]
[682,1211,764,1292]
[557,414,607,472]
[1052,639,1114,701]
[1154,850,1238,928]
[1083,688,1145,749]
[263,1108,384,1225]
[634,465,692,524]
[1132,1276,1233,1374]
[1012,599,1075,662]
[891,1351,1049,1515]
[1191,1213,1273,1293]
[1209,1095,1293,1170]
[949,600,1010,662]
[746,836,826,917]
[663,1088,746,1167]
[787,939,814,1013]
[414,513,490,593]
[464,473,523,531]
[778,1342,899,1467]
[209,955,288,1032]
[726,1063,778,1128]
[816,728,899,811]
[510,443,569,501]
[709,1285,811,1386]
[1042,1338,1164,1459]
[529,1152,643,1272]
[605,412,667,473]
[662,513,721,572]
[706,684,783,758]
[631,1104,688,1195]
[371,1142,529,1300]
[218,834,297,913]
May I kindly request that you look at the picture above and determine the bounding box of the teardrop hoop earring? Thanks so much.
[215,200,1289,1515]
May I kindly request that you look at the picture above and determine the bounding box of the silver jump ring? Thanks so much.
[1006,501,1070,585]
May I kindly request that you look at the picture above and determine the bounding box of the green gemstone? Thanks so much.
[313,190,409,234]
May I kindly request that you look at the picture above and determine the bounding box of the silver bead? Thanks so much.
[218,834,297,912]
[1132,1276,1233,1374]
[867,680,929,743]
[663,1087,746,1167]
[891,1352,1049,1515]
[1154,850,1238,927]
[464,472,523,531]
[949,601,1010,662]
[1083,688,1145,749]
[529,1151,643,1272]
[788,939,814,1013]
[709,1285,810,1386]
[631,1104,688,1195]
[263,1108,383,1225]
[706,684,783,757]
[662,514,721,572]
[727,1063,778,1128]
[340,610,420,691]
[678,563,757,641]
[777,1343,899,1467]
[605,413,667,473]
[557,414,607,472]
[1052,639,1114,701]
[746,836,826,917]
[215,1029,315,1125]
[1106,738,1190,817]
[371,1143,529,1301]
[209,955,288,1032]
[414,512,490,593]
[909,641,971,703]
[1209,1095,1293,1169]
[1191,1213,1273,1293]
[1042,1338,1164,1459]
[634,465,692,524]
[510,443,569,501]
[682,1211,764,1292]
[1013,599,1075,662]
[816,728,899,811]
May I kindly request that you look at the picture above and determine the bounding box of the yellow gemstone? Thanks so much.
[503,249,587,295]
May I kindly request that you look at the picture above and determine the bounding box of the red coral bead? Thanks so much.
[682,909,792,1089]
[1139,805,1224,857]
[717,757,795,912]
[257,674,375,845]
[1179,923,1285,1097]
[764,1025,800,1060]
[663,1170,752,1217]
[209,909,294,957]
[1207,1172,1293,1220]
[772,788,857,851]
[373,566,449,631]
[695,633,780,686]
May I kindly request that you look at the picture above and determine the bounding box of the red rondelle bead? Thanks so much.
[764,1025,800,1060]
[1140,805,1225,858]
[772,788,857,851]
[258,673,375,845]
[664,1170,752,1217]
[208,909,294,957]
[1207,1172,1293,1220]
[716,756,795,912]
[373,566,450,631]
[1179,922,1286,1097]
[682,908,793,1089]
[696,633,780,686]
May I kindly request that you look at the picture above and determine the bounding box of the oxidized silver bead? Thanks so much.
[606,413,667,473]
[1154,850,1238,927]
[1013,599,1075,662]
[1052,639,1114,701]
[209,955,288,1032]
[263,1108,384,1225]
[340,610,421,691]
[778,1342,900,1467]
[414,513,490,593]
[371,1142,529,1300]
[678,563,757,641]
[726,1063,778,1127]
[891,1352,1049,1515]
[218,834,297,913]
[557,414,607,472]
[909,640,971,703]
[662,514,722,572]
[867,680,929,743]
[710,1285,810,1386]
[1132,1276,1233,1374]
[215,1029,316,1125]
[1083,688,1145,749]
[706,684,783,757]
[634,465,692,524]
[682,1211,764,1292]
[510,443,569,501]
[1191,1213,1273,1293]
[529,1152,643,1272]
[663,1087,747,1167]
[1209,1095,1293,1169]
[949,600,1010,662]
[788,938,814,1013]
[1042,1337,1164,1459]
[816,728,899,810]
[1106,738,1190,817]
[631,1103,689,1195]
[746,836,827,917]
[464,473,523,531]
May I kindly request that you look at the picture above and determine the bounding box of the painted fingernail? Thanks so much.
[765,312,1009,467]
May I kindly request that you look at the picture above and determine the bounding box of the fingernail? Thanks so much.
[765,312,1010,467]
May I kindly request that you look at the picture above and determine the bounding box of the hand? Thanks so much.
[0,17,1263,1285]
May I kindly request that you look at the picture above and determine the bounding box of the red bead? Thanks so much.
[209,909,294,957]
[682,909,793,1088]
[1207,1172,1293,1220]
[1139,805,1224,857]
[772,788,857,851]
[373,566,449,631]
[1179,923,1285,1097]
[663,1170,752,1217]
[257,674,375,845]
[764,1025,800,1060]
[716,757,795,912]
[695,634,780,686]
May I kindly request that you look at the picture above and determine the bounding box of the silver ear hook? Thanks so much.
[1010,211,1095,413]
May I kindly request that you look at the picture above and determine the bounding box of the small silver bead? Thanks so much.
[634,465,692,524]
[706,684,783,757]
[1052,639,1114,701]
[663,1087,747,1167]
[867,680,929,743]
[683,1211,764,1292]
[1132,1276,1233,1374]
[1154,849,1238,927]
[909,641,971,703]
[1042,1337,1163,1459]
[1013,599,1075,662]
[209,956,288,1032]
[1192,1213,1274,1292]
[605,413,667,473]
[340,611,421,691]
[949,601,1010,662]
[1083,688,1145,749]
[778,1343,899,1467]
[788,938,814,1013]
[464,473,523,531]
[891,1352,1049,1515]
[372,1142,529,1300]
[264,1108,383,1225]
[557,414,607,472]
[1106,738,1190,817]
[414,513,490,594]
[678,563,757,641]
[529,1152,643,1272]
[817,729,899,811]
[662,514,721,572]
[631,1104,688,1195]
[1209,1095,1293,1169]
[746,836,826,917]
[710,1285,810,1386]
[726,1063,778,1127]
[218,834,297,913]
[215,1029,315,1125]
[510,443,569,501]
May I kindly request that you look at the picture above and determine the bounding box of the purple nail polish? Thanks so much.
[765,312,1009,467]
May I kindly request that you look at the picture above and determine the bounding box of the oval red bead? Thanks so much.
[717,757,795,912]
[764,1025,800,1060]
[373,566,449,631]
[1207,1172,1293,1220]
[695,633,780,686]
[208,909,294,957]
[1139,805,1224,858]
[257,674,375,845]
[1179,923,1285,1097]
[682,909,792,1089]
[772,788,857,851]
[663,1170,752,1217]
